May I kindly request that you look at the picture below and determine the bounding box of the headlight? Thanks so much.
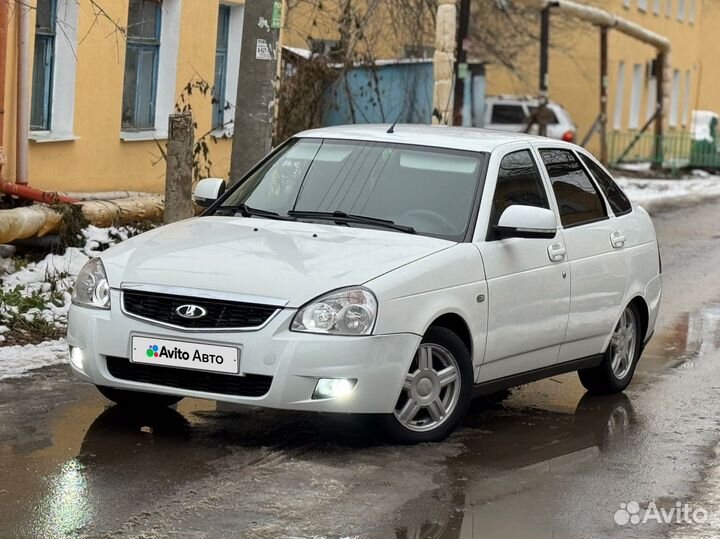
[71,258,111,310]
[291,287,377,336]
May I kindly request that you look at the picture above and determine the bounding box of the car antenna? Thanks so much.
[386,121,398,134]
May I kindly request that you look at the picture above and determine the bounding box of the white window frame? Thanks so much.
[30,0,79,143]
[629,64,644,129]
[613,61,626,130]
[121,0,183,142]
[677,0,686,20]
[669,69,680,128]
[646,75,657,122]
[214,2,244,137]
[681,70,691,127]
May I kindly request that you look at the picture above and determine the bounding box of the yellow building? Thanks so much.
[486,0,720,158]
[4,0,719,196]
[2,0,245,193]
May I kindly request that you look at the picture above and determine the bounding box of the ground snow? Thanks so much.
[618,175,720,207]
[0,339,68,379]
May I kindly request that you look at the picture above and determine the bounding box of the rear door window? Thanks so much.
[488,149,550,240]
[579,154,632,216]
[527,106,559,124]
[490,104,527,125]
[539,149,608,227]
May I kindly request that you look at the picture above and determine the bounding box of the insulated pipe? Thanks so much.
[15,0,30,185]
[0,181,79,204]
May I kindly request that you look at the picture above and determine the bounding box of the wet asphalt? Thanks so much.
[2,199,720,539]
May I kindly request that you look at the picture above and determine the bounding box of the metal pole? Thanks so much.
[653,52,665,169]
[599,26,608,164]
[538,6,551,137]
[16,1,30,185]
[452,0,471,126]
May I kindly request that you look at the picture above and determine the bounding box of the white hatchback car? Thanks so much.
[67,125,661,444]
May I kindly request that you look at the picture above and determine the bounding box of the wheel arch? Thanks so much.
[628,295,650,344]
[426,312,473,358]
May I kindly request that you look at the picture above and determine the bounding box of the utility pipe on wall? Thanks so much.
[0,1,8,166]
[15,0,29,186]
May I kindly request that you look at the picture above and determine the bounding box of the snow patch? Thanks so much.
[618,176,720,206]
[0,339,68,379]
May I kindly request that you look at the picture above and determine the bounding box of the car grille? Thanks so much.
[106,357,273,397]
[122,290,279,330]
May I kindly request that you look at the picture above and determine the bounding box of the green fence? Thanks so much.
[607,131,720,170]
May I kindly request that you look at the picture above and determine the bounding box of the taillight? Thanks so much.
[562,130,575,142]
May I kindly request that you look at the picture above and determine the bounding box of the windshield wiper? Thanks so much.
[215,203,296,221]
[288,210,415,234]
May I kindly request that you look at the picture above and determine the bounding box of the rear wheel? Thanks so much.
[96,385,183,409]
[380,327,473,444]
[578,303,642,394]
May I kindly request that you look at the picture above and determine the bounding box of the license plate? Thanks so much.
[131,336,239,374]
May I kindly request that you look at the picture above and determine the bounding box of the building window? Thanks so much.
[666,0,672,17]
[638,0,647,12]
[31,0,57,131]
[646,75,657,122]
[629,64,644,129]
[122,0,162,130]
[213,6,231,130]
[30,0,79,141]
[669,69,680,127]
[653,0,661,15]
[689,0,696,23]
[682,70,691,127]
[613,61,626,130]
[677,0,686,20]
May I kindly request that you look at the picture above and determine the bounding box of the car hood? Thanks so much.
[101,217,454,308]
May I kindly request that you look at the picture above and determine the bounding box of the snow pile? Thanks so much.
[0,225,141,343]
[0,339,68,379]
[618,174,720,207]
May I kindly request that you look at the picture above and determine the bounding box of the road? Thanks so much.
[2,199,720,539]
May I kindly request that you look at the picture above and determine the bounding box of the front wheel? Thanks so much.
[96,385,183,409]
[578,303,642,394]
[380,327,473,444]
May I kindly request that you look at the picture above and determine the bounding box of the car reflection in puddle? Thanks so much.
[391,392,637,539]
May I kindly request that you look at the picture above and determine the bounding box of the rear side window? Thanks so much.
[579,154,632,216]
[527,106,559,124]
[490,104,527,125]
[540,149,608,227]
[488,149,549,239]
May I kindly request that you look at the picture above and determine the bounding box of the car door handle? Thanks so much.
[547,242,566,262]
[610,230,626,249]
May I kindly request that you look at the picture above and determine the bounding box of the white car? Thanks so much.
[483,96,577,142]
[67,125,661,444]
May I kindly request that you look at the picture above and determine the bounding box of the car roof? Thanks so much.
[294,124,557,153]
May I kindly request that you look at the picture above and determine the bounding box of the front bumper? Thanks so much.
[67,291,420,414]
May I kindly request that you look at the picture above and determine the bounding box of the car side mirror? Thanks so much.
[193,178,227,208]
[494,205,557,239]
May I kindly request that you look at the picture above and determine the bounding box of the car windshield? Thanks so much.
[214,138,487,241]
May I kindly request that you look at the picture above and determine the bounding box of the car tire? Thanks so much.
[95,385,183,409]
[380,326,473,444]
[578,303,642,395]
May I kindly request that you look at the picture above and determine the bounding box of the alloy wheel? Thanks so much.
[610,307,636,380]
[393,343,461,432]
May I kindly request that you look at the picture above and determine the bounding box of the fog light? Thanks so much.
[312,378,357,400]
[69,346,85,371]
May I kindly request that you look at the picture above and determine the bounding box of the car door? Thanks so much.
[474,144,571,383]
[535,146,629,363]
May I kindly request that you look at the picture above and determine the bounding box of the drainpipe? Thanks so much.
[0,1,8,171]
[15,0,29,185]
